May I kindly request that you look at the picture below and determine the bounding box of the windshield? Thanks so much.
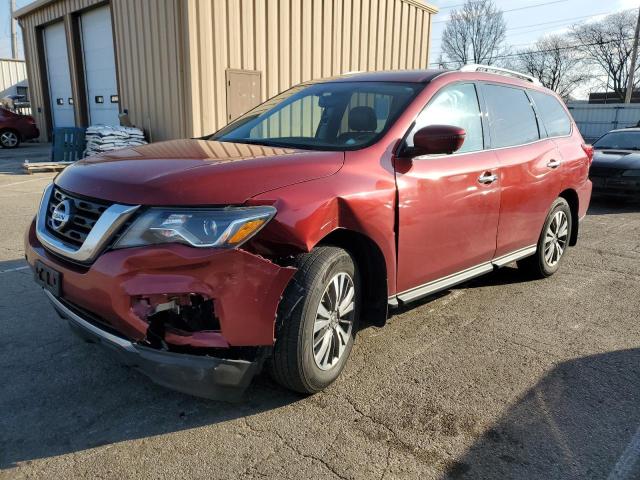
[210,81,424,151]
[593,131,640,151]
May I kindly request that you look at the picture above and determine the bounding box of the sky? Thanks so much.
[0,0,29,59]
[0,0,637,97]
[427,0,639,94]
[428,0,638,56]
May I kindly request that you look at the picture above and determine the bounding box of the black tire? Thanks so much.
[0,129,20,149]
[517,198,572,278]
[269,246,360,394]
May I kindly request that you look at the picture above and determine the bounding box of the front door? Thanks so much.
[395,82,501,300]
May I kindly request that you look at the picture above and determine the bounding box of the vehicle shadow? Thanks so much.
[440,348,640,479]
[0,259,302,470]
[388,265,532,318]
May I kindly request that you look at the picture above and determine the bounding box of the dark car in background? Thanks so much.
[589,128,640,198]
[0,107,39,148]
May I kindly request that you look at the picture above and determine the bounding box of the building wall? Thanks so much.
[110,0,187,141]
[18,0,436,142]
[0,59,28,98]
[18,0,186,142]
[184,0,436,138]
[567,103,640,142]
[18,0,104,141]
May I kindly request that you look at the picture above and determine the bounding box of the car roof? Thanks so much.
[305,69,553,92]
[329,69,448,83]
[608,128,640,133]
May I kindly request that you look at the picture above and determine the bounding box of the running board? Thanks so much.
[390,245,537,305]
[491,245,537,267]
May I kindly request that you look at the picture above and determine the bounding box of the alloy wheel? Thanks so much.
[313,272,355,370]
[543,210,569,267]
[0,131,18,147]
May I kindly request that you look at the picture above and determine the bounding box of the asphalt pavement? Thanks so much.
[1,144,639,479]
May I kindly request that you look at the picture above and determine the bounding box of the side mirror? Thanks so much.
[406,124,466,156]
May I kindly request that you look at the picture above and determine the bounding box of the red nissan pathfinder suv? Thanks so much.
[26,68,592,400]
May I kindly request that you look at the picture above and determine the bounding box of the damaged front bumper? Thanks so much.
[46,289,261,400]
[25,218,297,400]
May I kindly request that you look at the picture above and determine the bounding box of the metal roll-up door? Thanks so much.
[80,6,119,126]
[44,21,75,127]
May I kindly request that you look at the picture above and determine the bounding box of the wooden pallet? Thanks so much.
[23,161,73,174]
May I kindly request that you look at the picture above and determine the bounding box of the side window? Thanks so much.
[529,90,571,137]
[407,83,484,154]
[483,84,540,148]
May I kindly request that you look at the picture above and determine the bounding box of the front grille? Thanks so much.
[589,166,624,178]
[45,187,112,248]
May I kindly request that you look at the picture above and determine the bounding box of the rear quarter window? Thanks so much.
[483,84,540,148]
[529,90,572,137]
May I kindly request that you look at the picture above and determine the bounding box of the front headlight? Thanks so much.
[622,169,640,177]
[114,206,276,249]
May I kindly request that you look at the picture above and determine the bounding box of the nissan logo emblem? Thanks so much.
[51,199,74,232]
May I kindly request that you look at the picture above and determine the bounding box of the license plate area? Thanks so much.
[34,261,62,297]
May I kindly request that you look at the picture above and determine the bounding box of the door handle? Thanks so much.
[478,172,498,184]
[547,159,561,169]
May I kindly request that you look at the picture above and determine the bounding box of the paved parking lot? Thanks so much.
[1,146,640,479]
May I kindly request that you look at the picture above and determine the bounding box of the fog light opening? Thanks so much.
[132,294,221,349]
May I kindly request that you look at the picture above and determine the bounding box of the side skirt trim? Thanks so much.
[491,245,537,267]
[390,245,537,305]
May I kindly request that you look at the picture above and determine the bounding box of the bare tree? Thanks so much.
[440,0,507,68]
[571,10,640,101]
[509,35,590,100]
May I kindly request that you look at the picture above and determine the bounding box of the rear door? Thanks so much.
[44,22,75,127]
[528,90,585,194]
[395,82,501,299]
[479,83,563,258]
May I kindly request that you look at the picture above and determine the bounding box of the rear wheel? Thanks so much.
[0,130,20,149]
[517,198,572,278]
[269,247,360,394]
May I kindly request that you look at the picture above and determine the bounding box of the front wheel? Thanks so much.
[269,246,360,394]
[517,198,572,278]
[0,130,20,148]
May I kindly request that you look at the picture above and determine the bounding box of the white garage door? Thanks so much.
[44,22,75,127]
[80,6,119,125]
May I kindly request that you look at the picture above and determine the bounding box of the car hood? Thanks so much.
[592,149,640,169]
[55,139,344,205]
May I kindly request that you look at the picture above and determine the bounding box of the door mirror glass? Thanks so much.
[409,124,466,156]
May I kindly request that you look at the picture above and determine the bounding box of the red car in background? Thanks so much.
[25,67,592,400]
[0,107,39,148]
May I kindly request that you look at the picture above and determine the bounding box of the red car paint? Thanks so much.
[25,70,591,368]
[26,223,295,346]
[0,108,39,144]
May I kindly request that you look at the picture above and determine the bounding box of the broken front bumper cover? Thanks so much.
[44,289,260,401]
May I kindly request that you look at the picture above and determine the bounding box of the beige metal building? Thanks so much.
[0,58,29,99]
[16,0,437,143]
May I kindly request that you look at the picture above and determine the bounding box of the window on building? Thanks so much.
[16,86,29,102]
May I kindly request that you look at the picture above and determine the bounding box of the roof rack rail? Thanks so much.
[459,64,542,86]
